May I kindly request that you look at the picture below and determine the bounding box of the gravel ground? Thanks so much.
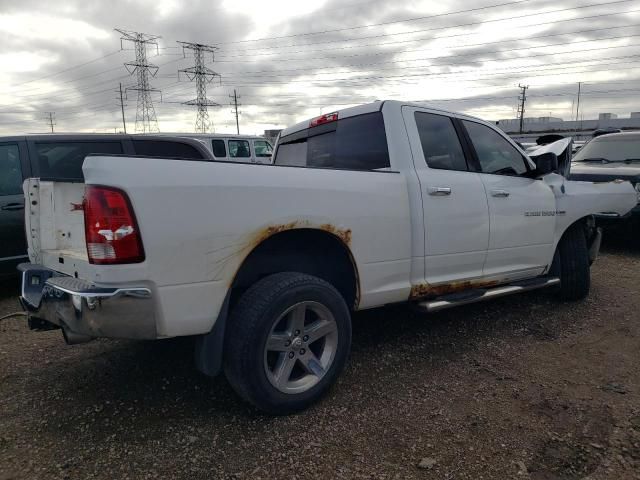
[1,234,639,480]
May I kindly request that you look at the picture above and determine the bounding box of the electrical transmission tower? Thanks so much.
[517,84,529,134]
[44,112,56,133]
[116,29,161,133]
[177,41,221,133]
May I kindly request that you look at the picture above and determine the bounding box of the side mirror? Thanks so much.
[532,152,558,175]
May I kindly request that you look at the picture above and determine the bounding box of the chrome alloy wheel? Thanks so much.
[263,301,339,394]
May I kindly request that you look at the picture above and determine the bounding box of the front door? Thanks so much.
[402,107,490,287]
[460,120,556,280]
[0,142,27,271]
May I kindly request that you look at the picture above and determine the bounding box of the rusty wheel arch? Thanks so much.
[229,226,360,310]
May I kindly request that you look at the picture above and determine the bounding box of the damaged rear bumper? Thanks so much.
[18,263,157,343]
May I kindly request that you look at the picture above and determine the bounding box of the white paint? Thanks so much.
[26,101,638,339]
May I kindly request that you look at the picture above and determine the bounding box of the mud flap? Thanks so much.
[588,227,603,265]
[193,293,230,378]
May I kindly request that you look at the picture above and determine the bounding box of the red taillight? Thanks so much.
[83,186,144,264]
[309,112,338,127]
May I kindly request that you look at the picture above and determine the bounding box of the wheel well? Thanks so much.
[230,228,359,309]
[560,216,597,244]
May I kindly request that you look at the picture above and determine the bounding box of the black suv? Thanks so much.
[0,134,212,279]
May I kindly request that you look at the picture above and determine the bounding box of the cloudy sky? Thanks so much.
[1,0,639,135]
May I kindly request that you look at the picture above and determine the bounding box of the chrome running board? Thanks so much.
[416,276,560,313]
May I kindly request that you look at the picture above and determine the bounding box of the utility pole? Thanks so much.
[44,112,56,133]
[117,82,127,134]
[575,81,582,124]
[116,28,161,133]
[230,89,241,134]
[517,84,529,134]
[177,41,221,133]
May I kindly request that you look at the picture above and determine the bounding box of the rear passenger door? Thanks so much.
[460,120,556,279]
[0,141,28,267]
[253,139,274,164]
[228,139,253,163]
[402,107,490,286]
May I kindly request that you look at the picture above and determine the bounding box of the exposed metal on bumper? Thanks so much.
[18,264,157,340]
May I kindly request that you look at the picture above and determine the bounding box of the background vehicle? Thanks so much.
[18,101,637,414]
[568,132,640,227]
[593,127,623,138]
[0,134,211,279]
[154,133,274,163]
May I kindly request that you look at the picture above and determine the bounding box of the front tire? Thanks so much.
[224,272,352,414]
[553,223,591,300]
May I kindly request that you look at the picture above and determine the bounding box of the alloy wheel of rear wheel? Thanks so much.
[223,272,352,414]
[263,301,339,394]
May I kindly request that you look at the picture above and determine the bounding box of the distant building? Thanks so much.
[264,129,282,145]
[496,111,640,142]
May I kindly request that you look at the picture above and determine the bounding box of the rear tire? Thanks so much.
[552,223,590,300]
[224,272,351,415]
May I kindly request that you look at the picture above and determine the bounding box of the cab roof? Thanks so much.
[280,100,487,138]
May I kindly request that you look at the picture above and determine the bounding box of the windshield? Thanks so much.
[573,135,640,162]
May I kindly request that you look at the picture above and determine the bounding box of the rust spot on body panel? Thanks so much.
[409,279,501,300]
[319,223,352,246]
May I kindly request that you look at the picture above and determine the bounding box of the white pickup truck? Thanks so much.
[18,101,638,414]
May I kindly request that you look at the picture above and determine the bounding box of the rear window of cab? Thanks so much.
[274,112,390,171]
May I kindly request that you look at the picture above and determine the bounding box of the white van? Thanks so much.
[151,133,274,164]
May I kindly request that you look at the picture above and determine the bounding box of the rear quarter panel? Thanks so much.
[82,156,412,337]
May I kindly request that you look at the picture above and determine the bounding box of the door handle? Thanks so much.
[490,190,510,197]
[1,203,24,211]
[427,187,452,196]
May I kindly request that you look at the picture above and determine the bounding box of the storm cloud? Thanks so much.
[1,0,639,134]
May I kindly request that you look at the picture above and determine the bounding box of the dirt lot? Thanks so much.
[1,235,639,480]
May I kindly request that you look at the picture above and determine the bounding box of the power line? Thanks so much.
[116,28,161,133]
[216,50,640,87]
[17,50,122,87]
[213,0,636,53]
[211,24,640,75]
[214,37,640,82]
[213,0,541,45]
[177,41,221,133]
[214,8,640,61]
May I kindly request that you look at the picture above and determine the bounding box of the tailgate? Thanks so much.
[24,178,90,276]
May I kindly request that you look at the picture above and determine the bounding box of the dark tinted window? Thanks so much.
[274,141,307,167]
[463,120,528,176]
[0,144,22,195]
[415,112,468,171]
[229,140,251,158]
[132,140,204,159]
[275,112,390,170]
[212,139,226,157]
[35,141,123,180]
[254,140,273,158]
